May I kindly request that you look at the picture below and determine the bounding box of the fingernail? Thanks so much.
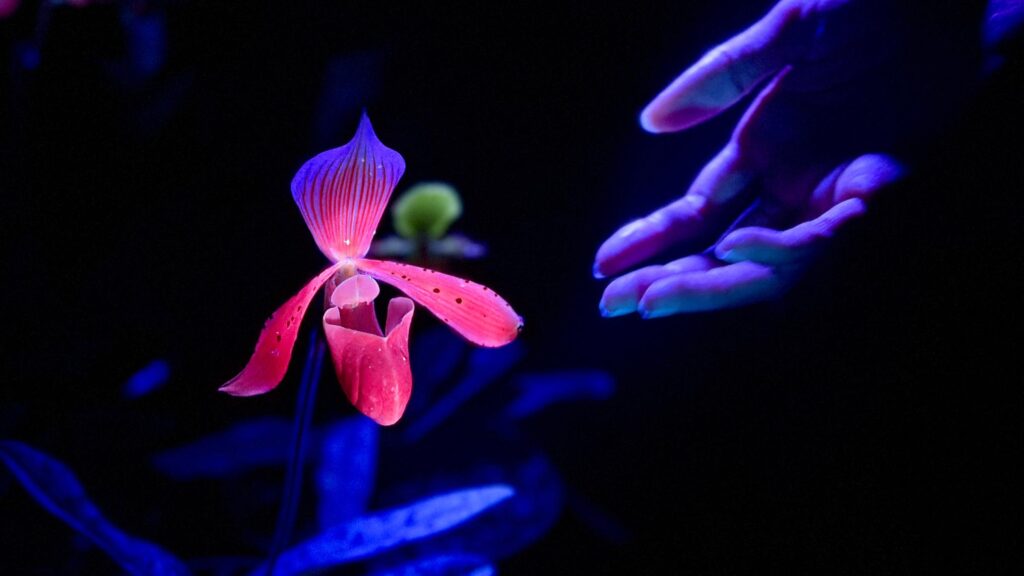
[599,302,624,318]
[592,262,606,279]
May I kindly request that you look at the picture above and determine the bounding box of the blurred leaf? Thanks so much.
[407,327,469,415]
[122,359,171,399]
[0,441,190,576]
[392,182,462,240]
[404,341,524,443]
[369,554,494,576]
[504,370,614,420]
[370,235,416,258]
[986,0,1024,48]
[152,417,297,480]
[316,416,379,529]
[427,234,486,260]
[255,484,514,576]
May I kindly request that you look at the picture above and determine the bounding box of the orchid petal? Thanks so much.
[292,113,406,261]
[221,263,343,396]
[324,295,415,426]
[356,258,523,347]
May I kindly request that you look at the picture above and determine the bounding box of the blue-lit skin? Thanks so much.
[594,0,999,317]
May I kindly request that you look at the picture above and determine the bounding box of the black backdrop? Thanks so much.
[2,1,1022,574]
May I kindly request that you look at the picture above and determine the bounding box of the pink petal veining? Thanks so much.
[291,113,406,262]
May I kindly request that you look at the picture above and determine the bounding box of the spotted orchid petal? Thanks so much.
[221,263,344,396]
[355,258,522,348]
[292,113,406,262]
[324,275,415,426]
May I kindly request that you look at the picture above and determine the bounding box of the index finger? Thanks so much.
[640,0,812,133]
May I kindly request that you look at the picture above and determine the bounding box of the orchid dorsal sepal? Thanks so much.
[291,112,406,263]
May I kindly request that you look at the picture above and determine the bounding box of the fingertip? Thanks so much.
[592,261,606,279]
[599,297,632,318]
[639,106,664,134]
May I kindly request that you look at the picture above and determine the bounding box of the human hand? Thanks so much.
[595,0,985,317]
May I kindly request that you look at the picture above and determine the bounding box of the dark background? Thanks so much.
[2,1,1021,574]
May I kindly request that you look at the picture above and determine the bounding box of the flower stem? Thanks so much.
[265,327,325,575]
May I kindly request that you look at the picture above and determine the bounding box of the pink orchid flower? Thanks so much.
[221,114,522,425]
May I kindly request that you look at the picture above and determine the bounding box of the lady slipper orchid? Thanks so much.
[221,114,522,425]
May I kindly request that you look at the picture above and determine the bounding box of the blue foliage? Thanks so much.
[407,327,469,415]
[254,485,514,576]
[368,554,494,576]
[98,290,612,574]
[123,359,172,399]
[403,340,525,443]
[316,416,380,529]
[0,441,190,576]
[152,417,298,480]
[379,455,565,565]
[504,370,615,420]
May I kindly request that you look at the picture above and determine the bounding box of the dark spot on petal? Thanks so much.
[433,288,440,293]
[275,331,282,342]
[456,298,463,304]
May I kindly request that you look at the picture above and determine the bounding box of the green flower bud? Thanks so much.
[392,182,463,240]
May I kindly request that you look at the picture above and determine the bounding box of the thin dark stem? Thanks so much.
[265,328,326,576]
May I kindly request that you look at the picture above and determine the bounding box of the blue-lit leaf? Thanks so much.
[427,234,487,260]
[123,359,171,399]
[0,441,190,576]
[404,341,524,442]
[407,326,468,415]
[316,416,379,529]
[369,554,494,576]
[504,370,615,420]
[986,0,1024,47]
[152,417,297,480]
[382,455,564,562]
[255,485,514,576]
